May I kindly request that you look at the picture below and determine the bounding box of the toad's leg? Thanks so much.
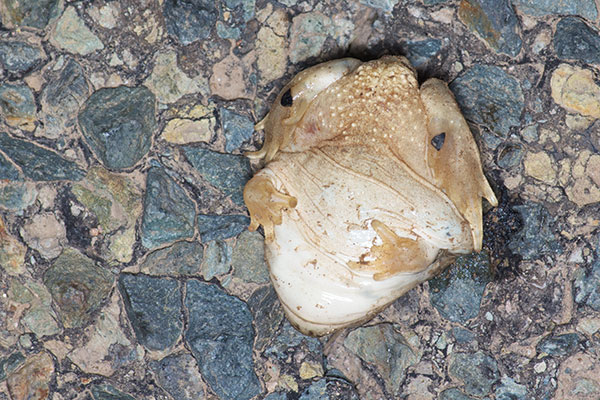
[420,78,498,251]
[348,220,434,281]
[243,174,297,242]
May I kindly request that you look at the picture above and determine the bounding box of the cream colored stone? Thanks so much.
[551,64,600,118]
[299,361,324,380]
[20,213,66,259]
[556,353,600,400]
[161,118,213,144]
[145,50,207,103]
[524,151,556,184]
[209,53,255,100]
[256,26,288,85]
[565,114,595,131]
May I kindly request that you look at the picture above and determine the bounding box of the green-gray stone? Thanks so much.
[0,183,37,213]
[201,240,232,280]
[78,86,156,170]
[448,351,499,397]
[344,323,421,395]
[0,40,44,74]
[511,0,598,19]
[0,152,21,180]
[140,240,203,276]
[141,167,196,249]
[0,83,36,129]
[91,384,135,400]
[0,352,25,381]
[231,230,269,283]
[0,0,61,29]
[0,133,85,181]
[43,248,114,328]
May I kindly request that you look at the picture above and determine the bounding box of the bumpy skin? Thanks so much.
[244,56,497,336]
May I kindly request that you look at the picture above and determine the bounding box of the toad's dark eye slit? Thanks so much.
[280,89,293,107]
[431,132,446,151]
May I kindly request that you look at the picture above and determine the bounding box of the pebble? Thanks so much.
[247,286,285,352]
[0,39,45,75]
[161,118,213,144]
[551,64,600,119]
[534,360,547,373]
[289,13,332,63]
[78,85,156,170]
[0,183,37,213]
[508,202,561,260]
[564,150,600,206]
[145,50,208,104]
[0,352,25,381]
[0,83,36,131]
[448,351,499,397]
[429,252,492,323]
[183,147,252,206]
[0,0,61,29]
[140,166,196,249]
[458,0,522,57]
[495,376,528,400]
[554,17,600,64]
[149,353,207,399]
[256,25,288,84]
[118,274,182,351]
[450,65,524,137]
[344,323,421,396]
[50,7,104,55]
[201,239,232,279]
[512,0,598,20]
[220,108,255,152]
[265,320,322,360]
[0,133,85,181]
[20,212,66,259]
[209,53,254,100]
[90,384,135,400]
[231,230,270,283]
[9,279,61,337]
[403,38,442,67]
[163,0,218,44]
[184,280,261,400]
[556,352,600,400]
[197,214,250,242]
[140,240,203,276]
[299,361,324,380]
[44,248,114,328]
[6,352,54,400]
[497,143,524,169]
[576,316,600,336]
[523,151,556,184]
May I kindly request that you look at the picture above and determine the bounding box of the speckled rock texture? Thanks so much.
[0,1,599,399]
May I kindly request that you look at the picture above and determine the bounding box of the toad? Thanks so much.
[244,56,497,336]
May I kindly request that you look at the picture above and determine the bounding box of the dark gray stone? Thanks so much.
[429,252,492,323]
[184,280,261,400]
[448,351,499,397]
[458,0,522,57]
[141,240,203,276]
[197,214,249,242]
[495,376,528,400]
[0,352,25,381]
[118,274,182,351]
[554,17,600,65]
[404,38,442,67]
[44,248,114,329]
[1,0,61,29]
[220,108,255,152]
[163,0,218,45]
[0,153,21,181]
[149,353,206,400]
[0,40,44,74]
[511,0,598,19]
[141,167,196,249]
[266,320,322,360]
[299,379,328,400]
[264,393,287,400]
[508,202,561,260]
[536,333,581,356]
[90,384,135,400]
[450,64,524,137]
[183,147,252,205]
[78,86,156,170]
[224,0,255,22]
[574,236,600,310]
[424,0,449,4]
[0,133,85,181]
[248,286,285,352]
[497,143,523,169]
[440,388,479,400]
[451,327,476,344]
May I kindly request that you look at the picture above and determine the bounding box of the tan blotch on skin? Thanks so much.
[244,56,497,336]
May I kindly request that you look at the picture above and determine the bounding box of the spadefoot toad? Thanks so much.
[244,56,497,336]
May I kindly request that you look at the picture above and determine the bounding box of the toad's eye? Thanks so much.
[431,132,446,151]
[280,89,293,107]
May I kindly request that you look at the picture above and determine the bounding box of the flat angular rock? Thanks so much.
[0,133,85,181]
[184,280,261,400]
[344,323,421,396]
[201,239,231,279]
[403,38,442,67]
[44,248,114,328]
[248,286,285,352]
[574,245,600,311]
[0,153,22,180]
[220,108,255,152]
[0,0,61,29]
[141,167,196,249]
[0,40,44,75]
[450,64,524,137]
[197,214,249,242]
[149,353,207,400]
[0,83,36,131]
[140,240,203,276]
[118,274,182,351]
[183,147,252,205]
[512,0,598,20]
[50,7,104,55]
[554,17,600,65]
[289,13,332,64]
[91,384,135,400]
[163,0,218,44]
[9,279,61,337]
[508,203,561,260]
[6,352,54,400]
[231,230,269,283]
[429,252,492,323]
[495,376,528,400]
[20,212,66,259]
[537,333,581,357]
[448,351,499,397]
[78,86,156,170]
